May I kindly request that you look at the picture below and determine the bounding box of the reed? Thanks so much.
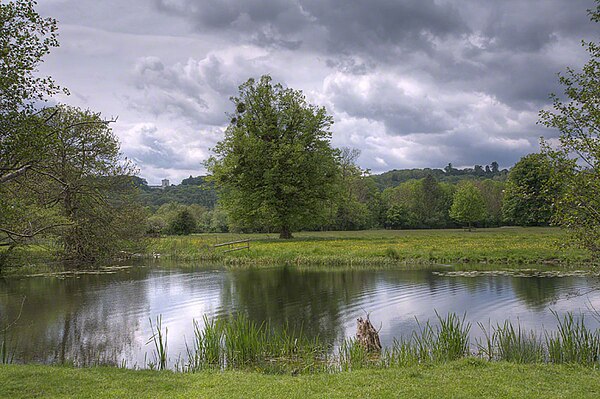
[410,312,471,362]
[147,315,168,370]
[1,333,15,364]
[339,338,373,371]
[183,314,328,374]
[10,311,600,373]
[477,321,545,363]
[546,312,600,365]
[385,337,419,367]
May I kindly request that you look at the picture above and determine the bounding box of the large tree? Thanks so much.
[539,1,600,255]
[1,0,65,184]
[41,105,145,264]
[0,0,67,252]
[449,182,487,231]
[207,75,340,238]
[502,153,554,226]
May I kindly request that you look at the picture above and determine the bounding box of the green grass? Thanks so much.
[2,227,594,276]
[149,227,592,266]
[181,314,326,374]
[2,360,600,398]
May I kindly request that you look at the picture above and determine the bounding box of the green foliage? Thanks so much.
[0,0,68,254]
[372,162,508,191]
[1,3,144,267]
[207,75,340,239]
[474,180,505,227]
[39,105,146,264]
[146,203,228,235]
[168,209,197,236]
[449,182,487,229]
[538,4,600,255]
[382,175,454,229]
[502,154,554,226]
[0,0,67,215]
[137,177,217,209]
[0,0,64,114]
[326,149,381,230]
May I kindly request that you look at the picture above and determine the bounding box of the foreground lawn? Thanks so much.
[1,360,599,398]
[150,227,590,266]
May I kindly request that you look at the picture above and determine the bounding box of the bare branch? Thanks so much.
[0,164,32,183]
[0,222,73,239]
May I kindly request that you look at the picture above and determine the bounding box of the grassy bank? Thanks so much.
[1,360,599,398]
[1,227,594,276]
[149,227,591,266]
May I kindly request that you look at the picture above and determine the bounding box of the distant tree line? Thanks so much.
[141,152,554,235]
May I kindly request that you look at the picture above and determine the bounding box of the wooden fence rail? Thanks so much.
[213,239,250,253]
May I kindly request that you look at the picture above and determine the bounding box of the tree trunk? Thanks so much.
[279,225,293,239]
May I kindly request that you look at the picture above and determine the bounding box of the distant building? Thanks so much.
[149,179,170,190]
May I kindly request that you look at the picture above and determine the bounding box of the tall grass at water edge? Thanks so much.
[340,312,471,371]
[144,311,600,373]
[180,314,327,373]
[5,311,597,373]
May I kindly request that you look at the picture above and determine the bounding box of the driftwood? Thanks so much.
[356,316,382,352]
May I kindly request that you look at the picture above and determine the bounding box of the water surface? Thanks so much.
[1,264,599,368]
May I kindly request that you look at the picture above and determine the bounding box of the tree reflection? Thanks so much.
[510,276,564,309]
[219,267,382,345]
[0,269,151,366]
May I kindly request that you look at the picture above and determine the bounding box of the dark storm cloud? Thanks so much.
[472,0,599,52]
[325,75,453,135]
[153,0,597,111]
[155,0,469,55]
[155,0,309,49]
[39,0,599,181]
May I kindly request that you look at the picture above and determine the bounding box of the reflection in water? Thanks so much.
[511,277,560,309]
[1,265,599,368]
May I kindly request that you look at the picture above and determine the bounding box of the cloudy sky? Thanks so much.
[37,0,598,184]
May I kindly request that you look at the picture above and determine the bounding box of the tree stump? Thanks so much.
[356,316,382,352]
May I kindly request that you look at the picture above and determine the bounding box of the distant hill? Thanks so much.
[370,163,508,191]
[133,176,218,209]
[135,162,509,208]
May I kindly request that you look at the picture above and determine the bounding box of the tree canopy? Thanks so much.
[207,75,340,238]
[449,182,487,230]
[539,1,600,254]
[0,0,66,186]
[502,153,554,226]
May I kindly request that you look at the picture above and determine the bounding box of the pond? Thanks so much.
[1,264,600,368]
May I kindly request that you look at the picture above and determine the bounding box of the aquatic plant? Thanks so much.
[477,321,545,363]
[411,312,471,362]
[1,332,15,364]
[183,314,328,374]
[147,316,168,370]
[546,312,600,365]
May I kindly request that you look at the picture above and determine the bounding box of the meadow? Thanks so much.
[148,227,591,267]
